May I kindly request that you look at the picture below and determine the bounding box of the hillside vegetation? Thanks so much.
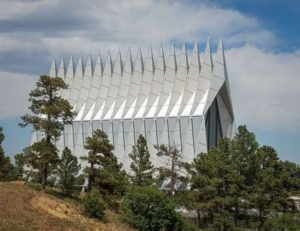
[0,182,134,231]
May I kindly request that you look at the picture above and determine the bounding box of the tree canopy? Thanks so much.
[20,75,75,142]
[156,144,186,194]
[82,129,128,204]
[129,134,154,186]
[186,126,300,230]
[57,147,80,195]
[20,75,76,189]
[0,127,14,181]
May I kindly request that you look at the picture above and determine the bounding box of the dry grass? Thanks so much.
[0,182,134,231]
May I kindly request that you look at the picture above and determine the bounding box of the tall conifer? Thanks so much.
[129,134,154,186]
[20,75,75,188]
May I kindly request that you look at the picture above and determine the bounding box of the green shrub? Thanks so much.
[174,215,197,231]
[122,186,195,231]
[28,182,42,191]
[262,213,300,231]
[82,189,106,220]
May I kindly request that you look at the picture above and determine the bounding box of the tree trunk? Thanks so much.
[259,208,264,228]
[170,152,175,195]
[234,204,239,225]
[197,210,201,228]
[88,162,94,192]
[42,167,48,189]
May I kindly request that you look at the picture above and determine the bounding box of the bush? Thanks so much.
[175,215,197,231]
[28,182,42,191]
[122,186,195,231]
[57,147,80,196]
[262,213,300,231]
[81,189,106,220]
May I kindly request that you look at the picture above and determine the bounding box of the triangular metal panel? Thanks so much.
[57,58,66,79]
[133,119,143,142]
[167,43,189,116]
[181,118,195,161]
[73,122,83,149]
[191,38,213,115]
[112,120,122,158]
[194,117,207,155]
[179,42,200,115]
[69,55,85,109]
[87,53,105,120]
[114,50,123,76]
[156,44,176,117]
[167,117,177,145]
[144,45,165,117]
[124,121,135,158]
[49,58,57,77]
[111,49,133,119]
[216,94,233,137]
[134,46,144,74]
[61,55,74,101]
[203,38,227,114]
[114,120,126,161]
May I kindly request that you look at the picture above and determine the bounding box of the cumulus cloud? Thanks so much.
[227,46,300,130]
[0,0,275,54]
[0,0,298,132]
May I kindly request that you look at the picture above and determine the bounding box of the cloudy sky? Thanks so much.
[0,0,299,163]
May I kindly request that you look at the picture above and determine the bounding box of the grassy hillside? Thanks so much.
[0,182,134,231]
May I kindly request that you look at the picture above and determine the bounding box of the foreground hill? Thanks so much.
[0,182,134,231]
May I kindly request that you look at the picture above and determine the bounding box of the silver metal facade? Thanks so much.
[32,39,235,171]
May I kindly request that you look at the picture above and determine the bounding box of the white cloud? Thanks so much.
[227,45,300,130]
[0,0,275,54]
[0,0,299,133]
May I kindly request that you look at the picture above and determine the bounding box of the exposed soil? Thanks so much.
[0,182,134,231]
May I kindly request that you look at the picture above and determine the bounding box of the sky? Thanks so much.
[0,0,299,163]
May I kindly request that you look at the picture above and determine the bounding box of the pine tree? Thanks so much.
[20,75,75,189]
[0,127,14,181]
[155,144,186,195]
[82,129,127,198]
[14,153,25,180]
[82,129,112,192]
[188,125,298,229]
[189,138,243,229]
[251,145,290,228]
[57,147,80,195]
[23,139,59,187]
[129,134,154,186]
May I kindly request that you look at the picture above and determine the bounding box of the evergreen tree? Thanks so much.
[189,138,243,230]
[129,134,154,186]
[82,129,112,192]
[155,144,186,195]
[20,75,76,143]
[14,153,25,180]
[82,129,127,198]
[188,125,299,229]
[57,147,80,195]
[23,139,59,187]
[231,126,293,227]
[250,145,290,228]
[0,127,14,181]
[20,75,75,189]
[279,160,300,192]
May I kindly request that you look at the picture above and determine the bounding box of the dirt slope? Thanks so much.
[0,182,134,231]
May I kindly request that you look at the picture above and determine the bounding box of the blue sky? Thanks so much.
[212,0,300,51]
[0,0,299,163]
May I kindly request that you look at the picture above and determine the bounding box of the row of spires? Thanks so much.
[49,38,225,78]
